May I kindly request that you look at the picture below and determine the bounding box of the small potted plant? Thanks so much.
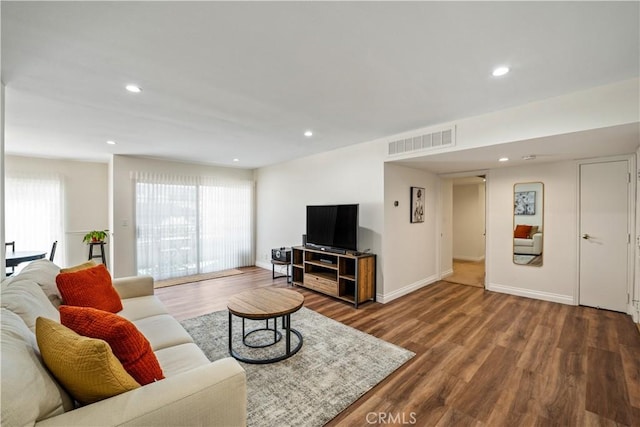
[82,230,109,244]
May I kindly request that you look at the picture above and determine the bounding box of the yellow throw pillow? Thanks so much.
[35,317,140,405]
[59,260,97,274]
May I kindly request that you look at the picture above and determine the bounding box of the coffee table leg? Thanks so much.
[285,314,291,354]
[228,311,233,355]
[271,318,277,342]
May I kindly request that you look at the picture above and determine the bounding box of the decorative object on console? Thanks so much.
[410,187,425,223]
[271,247,291,262]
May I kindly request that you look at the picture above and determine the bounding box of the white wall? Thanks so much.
[452,183,486,261]
[486,160,577,304]
[4,155,108,267]
[636,147,640,323]
[110,155,254,278]
[1,83,5,271]
[389,78,639,160]
[383,163,439,301]
[255,140,386,291]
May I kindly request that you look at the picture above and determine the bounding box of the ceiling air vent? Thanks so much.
[388,126,455,156]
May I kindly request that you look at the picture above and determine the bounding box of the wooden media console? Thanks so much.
[290,246,376,308]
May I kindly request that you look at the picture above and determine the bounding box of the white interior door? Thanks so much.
[579,160,630,312]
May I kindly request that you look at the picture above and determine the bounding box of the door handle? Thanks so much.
[582,234,591,240]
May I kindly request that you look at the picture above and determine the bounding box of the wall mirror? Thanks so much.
[513,182,543,266]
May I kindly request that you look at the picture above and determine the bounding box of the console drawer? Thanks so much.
[304,274,338,296]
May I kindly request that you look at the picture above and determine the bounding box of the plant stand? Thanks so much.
[88,242,106,264]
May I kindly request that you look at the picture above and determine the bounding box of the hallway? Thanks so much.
[445,259,485,288]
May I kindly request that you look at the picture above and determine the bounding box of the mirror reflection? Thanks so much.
[513,182,543,266]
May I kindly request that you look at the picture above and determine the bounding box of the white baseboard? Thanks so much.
[255,261,273,271]
[376,274,439,304]
[440,268,454,279]
[486,282,574,306]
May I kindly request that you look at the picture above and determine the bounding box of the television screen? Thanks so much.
[306,204,358,252]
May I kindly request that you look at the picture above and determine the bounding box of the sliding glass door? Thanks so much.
[135,173,253,280]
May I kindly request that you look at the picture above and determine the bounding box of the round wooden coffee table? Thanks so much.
[227,288,304,364]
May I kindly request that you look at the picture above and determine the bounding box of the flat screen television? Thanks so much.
[306,204,358,253]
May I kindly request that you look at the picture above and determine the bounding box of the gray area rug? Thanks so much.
[181,307,414,427]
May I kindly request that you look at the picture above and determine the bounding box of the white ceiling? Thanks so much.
[2,2,639,170]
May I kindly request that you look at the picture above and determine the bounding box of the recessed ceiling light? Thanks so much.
[233,158,239,162]
[492,66,510,77]
[498,157,509,162]
[106,140,116,145]
[304,130,313,137]
[522,154,537,161]
[125,84,142,93]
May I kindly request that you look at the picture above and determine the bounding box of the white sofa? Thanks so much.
[514,232,543,255]
[1,259,246,427]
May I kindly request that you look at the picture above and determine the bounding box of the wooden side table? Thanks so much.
[271,259,291,283]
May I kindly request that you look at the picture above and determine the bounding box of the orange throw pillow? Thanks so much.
[514,224,533,239]
[56,264,123,313]
[59,306,164,385]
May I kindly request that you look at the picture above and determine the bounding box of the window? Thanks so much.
[134,172,253,280]
[5,172,64,264]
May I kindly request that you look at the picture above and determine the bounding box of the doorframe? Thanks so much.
[438,169,489,288]
[575,154,636,315]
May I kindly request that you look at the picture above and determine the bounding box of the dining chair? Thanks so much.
[6,241,16,276]
[49,241,58,262]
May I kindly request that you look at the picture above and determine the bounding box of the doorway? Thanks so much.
[578,158,632,313]
[446,176,486,288]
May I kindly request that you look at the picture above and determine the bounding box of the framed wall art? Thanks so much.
[514,190,536,215]
[411,187,425,223]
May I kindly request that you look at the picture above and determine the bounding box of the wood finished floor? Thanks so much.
[444,259,485,288]
[156,266,640,426]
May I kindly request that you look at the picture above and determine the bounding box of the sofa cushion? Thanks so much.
[514,224,532,238]
[59,260,97,273]
[1,309,74,427]
[60,306,165,385]
[529,226,539,238]
[1,279,60,331]
[56,264,123,313]
[154,343,211,377]
[514,238,534,247]
[11,259,63,307]
[132,314,194,351]
[119,295,169,321]
[36,317,140,405]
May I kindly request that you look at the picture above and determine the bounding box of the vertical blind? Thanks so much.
[5,172,64,264]
[134,172,254,280]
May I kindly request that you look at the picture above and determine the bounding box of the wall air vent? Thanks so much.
[388,126,456,156]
